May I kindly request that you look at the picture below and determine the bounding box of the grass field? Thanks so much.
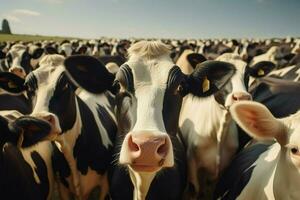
[0,33,80,42]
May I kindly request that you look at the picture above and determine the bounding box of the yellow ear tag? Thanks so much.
[258,69,265,76]
[8,81,17,89]
[202,76,210,93]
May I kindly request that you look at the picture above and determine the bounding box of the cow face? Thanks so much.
[63,41,236,198]
[230,101,300,171]
[6,44,44,78]
[0,55,72,140]
[215,53,275,108]
[59,43,73,57]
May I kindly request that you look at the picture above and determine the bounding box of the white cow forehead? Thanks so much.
[33,65,65,86]
[127,55,174,89]
[216,53,247,73]
[9,48,26,57]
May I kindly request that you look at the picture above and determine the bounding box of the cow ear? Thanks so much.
[248,61,276,78]
[8,116,52,148]
[31,48,44,59]
[44,46,58,55]
[230,101,287,145]
[185,61,236,97]
[186,53,207,68]
[64,55,115,94]
[0,72,26,94]
[0,50,5,59]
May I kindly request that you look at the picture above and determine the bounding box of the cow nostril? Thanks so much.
[232,95,238,101]
[43,115,55,124]
[232,93,252,101]
[128,135,139,152]
[157,139,168,157]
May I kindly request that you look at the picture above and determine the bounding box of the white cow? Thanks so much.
[215,101,300,200]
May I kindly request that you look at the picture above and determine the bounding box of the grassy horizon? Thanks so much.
[0,33,81,42]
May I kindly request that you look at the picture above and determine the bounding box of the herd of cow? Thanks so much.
[0,37,300,200]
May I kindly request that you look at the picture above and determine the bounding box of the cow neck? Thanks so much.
[129,168,156,200]
[55,97,82,197]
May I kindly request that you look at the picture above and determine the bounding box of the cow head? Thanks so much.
[63,41,236,199]
[230,101,300,172]
[0,55,69,141]
[214,53,275,108]
[0,113,52,149]
[6,44,44,78]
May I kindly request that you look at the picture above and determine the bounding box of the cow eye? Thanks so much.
[291,147,299,155]
[62,83,69,91]
[174,84,183,95]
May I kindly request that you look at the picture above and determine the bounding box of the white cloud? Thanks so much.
[2,14,21,23]
[12,9,41,16]
[1,9,41,24]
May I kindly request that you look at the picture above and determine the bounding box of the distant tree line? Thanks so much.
[0,19,12,34]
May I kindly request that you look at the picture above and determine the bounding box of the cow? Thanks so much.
[214,101,300,200]
[250,77,300,118]
[59,43,73,57]
[5,44,44,78]
[0,111,55,200]
[0,54,117,200]
[61,41,237,200]
[267,63,300,82]
[178,53,275,199]
[249,45,292,69]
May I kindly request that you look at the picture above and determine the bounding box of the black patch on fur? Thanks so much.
[0,50,5,59]
[116,64,134,93]
[20,51,33,74]
[250,77,300,118]
[44,46,58,55]
[51,142,71,188]
[31,151,50,199]
[31,48,44,59]
[49,73,77,132]
[214,143,269,200]
[1,143,49,200]
[162,66,185,135]
[73,97,115,175]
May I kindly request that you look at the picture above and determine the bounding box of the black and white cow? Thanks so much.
[215,101,300,200]
[0,111,55,200]
[267,63,300,82]
[0,54,117,200]
[62,41,237,200]
[178,53,275,199]
[5,44,44,78]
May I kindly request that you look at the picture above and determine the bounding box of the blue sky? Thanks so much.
[0,0,299,39]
